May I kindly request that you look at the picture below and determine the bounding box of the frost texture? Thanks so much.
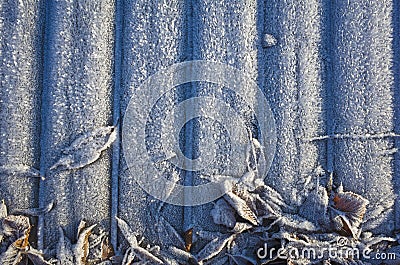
[56,220,115,265]
[49,126,117,172]
[0,165,41,179]
[0,202,52,265]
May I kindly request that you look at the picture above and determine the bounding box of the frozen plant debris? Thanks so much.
[210,198,236,229]
[156,215,185,250]
[115,216,138,248]
[116,216,163,264]
[0,164,43,179]
[49,125,117,172]
[195,234,235,263]
[262,33,277,48]
[184,227,193,252]
[74,223,96,265]
[330,184,369,238]
[0,201,52,265]
[56,221,115,265]
[12,200,55,216]
[224,191,258,226]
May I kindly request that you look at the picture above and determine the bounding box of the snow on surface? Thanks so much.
[39,0,115,246]
[0,0,399,262]
[0,0,43,211]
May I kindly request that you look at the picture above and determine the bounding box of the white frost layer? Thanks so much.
[40,0,115,246]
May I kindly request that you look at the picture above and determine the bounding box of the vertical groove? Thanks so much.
[111,0,124,249]
[324,0,335,174]
[38,0,53,251]
[183,0,194,232]
[393,0,400,230]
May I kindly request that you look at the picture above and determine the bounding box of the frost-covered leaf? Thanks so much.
[56,227,74,265]
[26,247,53,265]
[253,184,292,211]
[228,254,256,265]
[101,236,115,261]
[132,246,164,265]
[203,255,228,265]
[224,192,258,226]
[278,214,320,233]
[211,199,236,229]
[116,217,163,264]
[333,185,369,222]
[331,184,369,238]
[116,216,138,248]
[0,164,42,179]
[195,230,224,241]
[0,200,8,219]
[121,247,135,265]
[13,200,55,216]
[168,246,197,264]
[2,215,30,239]
[49,126,117,172]
[76,220,87,241]
[184,228,193,252]
[196,234,234,262]
[157,216,185,250]
[74,224,96,265]
[230,222,253,234]
[0,243,23,265]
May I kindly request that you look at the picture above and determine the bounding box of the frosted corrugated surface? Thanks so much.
[0,0,398,250]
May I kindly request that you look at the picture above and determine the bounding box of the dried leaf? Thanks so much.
[56,228,74,265]
[204,256,228,265]
[224,192,258,226]
[331,185,369,238]
[12,200,55,216]
[210,199,236,229]
[26,247,52,265]
[230,222,253,234]
[49,126,117,172]
[116,216,138,248]
[157,216,185,250]
[254,185,291,210]
[0,243,23,265]
[228,254,257,265]
[121,248,135,265]
[2,215,30,239]
[184,228,193,252]
[76,220,87,241]
[333,189,368,222]
[0,200,7,219]
[0,164,42,179]
[195,230,223,241]
[168,246,196,264]
[132,246,164,265]
[12,227,30,251]
[74,224,96,265]
[101,236,115,261]
[196,234,234,262]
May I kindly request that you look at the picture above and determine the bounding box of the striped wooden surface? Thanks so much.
[0,0,399,251]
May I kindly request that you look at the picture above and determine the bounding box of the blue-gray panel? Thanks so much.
[331,0,396,234]
[39,0,115,246]
[0,0,43,210]
[118,0,187,246]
